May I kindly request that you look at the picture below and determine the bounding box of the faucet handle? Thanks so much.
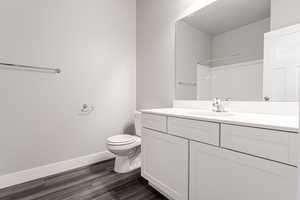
[213,97,220,103]
[212,98,217,106]
[212,98,221,109]
[212,97,227,112]
[213,97,219,102]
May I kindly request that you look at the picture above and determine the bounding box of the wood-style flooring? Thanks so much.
[0,159,167,200]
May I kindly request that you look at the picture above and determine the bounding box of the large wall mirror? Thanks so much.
[175,0,299,101]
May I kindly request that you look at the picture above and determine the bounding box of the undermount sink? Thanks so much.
[188,111,235,117]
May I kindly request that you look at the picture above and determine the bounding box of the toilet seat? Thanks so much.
[107,134,137,146]
[107,135,141,152]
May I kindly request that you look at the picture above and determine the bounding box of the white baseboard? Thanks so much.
[0,151,115,189]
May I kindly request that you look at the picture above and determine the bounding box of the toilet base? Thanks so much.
[114,149,141,173]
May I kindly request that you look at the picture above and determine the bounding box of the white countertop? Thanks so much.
[141,108,299,133]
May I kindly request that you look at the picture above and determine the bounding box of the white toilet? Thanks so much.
[106,111,142,173]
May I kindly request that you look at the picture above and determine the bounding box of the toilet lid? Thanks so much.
[107,134,136,145]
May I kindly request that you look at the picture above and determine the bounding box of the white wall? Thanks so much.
[211,18,270,66]
[0,0,136,176]
[175,21,211,100]
[197,65,212,100]
[196,60,263,101]
[211,60,263,101]
[271,0,300,30]
[137,0,197,109]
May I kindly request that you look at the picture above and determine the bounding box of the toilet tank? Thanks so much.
[134,111,142,136]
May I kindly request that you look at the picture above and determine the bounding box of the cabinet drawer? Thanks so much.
[141,113,167,132]
[168,117,220,146]
[221,124,298,166]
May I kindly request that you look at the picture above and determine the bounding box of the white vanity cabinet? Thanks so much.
[141,112,298,200]
[189,141,297,200]
[141,128,189,200]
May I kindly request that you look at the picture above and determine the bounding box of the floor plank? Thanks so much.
[0,159,167,200]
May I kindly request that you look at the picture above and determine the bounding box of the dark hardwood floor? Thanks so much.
[0,159,167,200]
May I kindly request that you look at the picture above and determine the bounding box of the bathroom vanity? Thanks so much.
[141,109,298,200]
[141,0,300,199]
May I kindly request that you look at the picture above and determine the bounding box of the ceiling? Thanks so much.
[182,0,271,35]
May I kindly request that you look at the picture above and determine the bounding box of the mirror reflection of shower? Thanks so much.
[175,0,272,101]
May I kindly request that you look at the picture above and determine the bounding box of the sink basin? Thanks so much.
[188,111,235,117]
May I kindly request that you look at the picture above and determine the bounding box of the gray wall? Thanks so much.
[0,0,136,176]
[136,0,196,109]
[211,18,270,66]
[271,0,300,30]
[175,21,211,100]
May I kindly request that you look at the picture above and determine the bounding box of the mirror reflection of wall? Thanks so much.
[175,0,299,102]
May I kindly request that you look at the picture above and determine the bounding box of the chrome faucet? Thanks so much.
[212,98,226,112]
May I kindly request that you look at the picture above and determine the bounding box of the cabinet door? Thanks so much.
[263,24,300,101]
[142,128,188,200]
[190,141,297,200]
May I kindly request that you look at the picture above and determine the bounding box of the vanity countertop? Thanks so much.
[141,108,299,133]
